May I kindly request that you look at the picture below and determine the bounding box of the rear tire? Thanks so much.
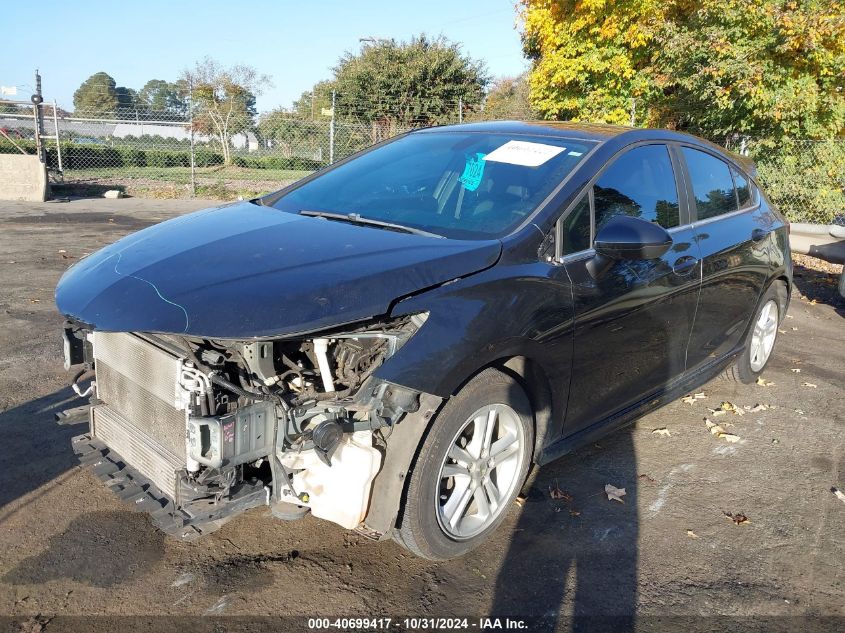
[723,282,786,384]
[395,368,534,560]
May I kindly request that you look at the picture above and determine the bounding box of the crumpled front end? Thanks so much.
[63,313,433,540]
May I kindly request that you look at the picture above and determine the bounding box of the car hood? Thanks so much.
[55,202,501,338]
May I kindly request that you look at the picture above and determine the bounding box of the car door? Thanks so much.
[678,147,773,372]
[559,143,702,435]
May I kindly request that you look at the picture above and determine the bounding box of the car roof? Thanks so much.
[412,120,756,174]
[413,120,630,142]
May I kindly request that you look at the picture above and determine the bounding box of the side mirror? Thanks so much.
[587,215,673,277]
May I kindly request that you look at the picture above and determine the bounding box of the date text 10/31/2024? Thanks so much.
[308,618,529,630]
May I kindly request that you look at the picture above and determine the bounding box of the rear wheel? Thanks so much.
[395,368,533,560]
[723,283,785,383]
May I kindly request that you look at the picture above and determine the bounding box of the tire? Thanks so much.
[723,282,786,384]
[395,368,534,560]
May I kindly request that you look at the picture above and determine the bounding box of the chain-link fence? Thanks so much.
[1,101,842,224]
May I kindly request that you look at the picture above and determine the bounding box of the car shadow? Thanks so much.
[0,386,86,510]
[490,426,638,632]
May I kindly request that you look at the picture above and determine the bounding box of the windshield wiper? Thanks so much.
[299,210,444,239]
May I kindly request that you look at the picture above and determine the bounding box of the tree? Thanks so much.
[519,0,845,139]
[73,72,119,116]
[115,86,140,117]
[138,79,188,117]
[475,74,535,121]
[324,35,489,127]
[181,57,270,164]
[652,1,845,138]
[290,80,334,120]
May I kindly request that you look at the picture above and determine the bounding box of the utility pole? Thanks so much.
[458,96,463,124]
[329,90,336,165]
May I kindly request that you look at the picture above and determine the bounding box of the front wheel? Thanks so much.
[395,368,534,560]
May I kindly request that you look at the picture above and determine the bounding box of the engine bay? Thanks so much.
[64,312,429,536]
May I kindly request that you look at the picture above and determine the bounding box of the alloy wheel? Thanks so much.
[749,299,778,372]
[435,403,525,540]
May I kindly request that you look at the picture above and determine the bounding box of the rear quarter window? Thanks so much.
[682,147,739,220]
[731,167,758,208]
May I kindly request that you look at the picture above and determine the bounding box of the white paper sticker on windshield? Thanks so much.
[483,140,566,167]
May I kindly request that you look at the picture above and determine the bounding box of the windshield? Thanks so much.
[270,131,596,240]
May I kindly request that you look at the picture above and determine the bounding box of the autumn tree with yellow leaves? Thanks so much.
[520,0,845,139]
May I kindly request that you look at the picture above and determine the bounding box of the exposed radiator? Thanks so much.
[91,332,187,499]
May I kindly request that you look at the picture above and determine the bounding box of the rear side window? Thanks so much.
[682,147,739,220]
[732,167,755,208]
[593,144,680,232]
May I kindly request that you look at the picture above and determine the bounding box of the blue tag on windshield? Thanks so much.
[459,152,486,192]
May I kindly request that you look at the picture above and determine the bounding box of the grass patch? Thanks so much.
[64,165,314,184]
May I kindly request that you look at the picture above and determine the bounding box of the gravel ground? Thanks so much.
[0,198,843,629]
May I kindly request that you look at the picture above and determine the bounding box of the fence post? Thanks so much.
[189,78,196,197]
[52,100,63,174]
[32,70,46,164]
[329,90,336,165]
[458,96,463,124]
[629,97,636,127]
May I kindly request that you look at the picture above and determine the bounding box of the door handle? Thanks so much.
[751,228,769,242]
[672,255,699,274]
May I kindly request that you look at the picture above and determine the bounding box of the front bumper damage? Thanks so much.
[71,430,266,540]
[62,315,440,540]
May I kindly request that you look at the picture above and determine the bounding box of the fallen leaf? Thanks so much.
[831,488,845,504]
[705,419,726,435]
[756,377,774,387]
[790,368,801,373]
[794,409,805,416]
[785,314,794,319]
[605,484,626,503]
[745,404,769,412]
[28,299,40,304]
[778,329,787,334]
[720,401,745,416]
[681,392,706,405]
[802,382,818,388]
[58,249,67,253]
[706,419,740,442]
[514,495,527,508]
[791,327,798,331]
[809,299,818,305]
[724,511,750,525]
[638,474,656,484]
[771,438,780,445]
[652,428,671,437]
[708,408,727,417]
[569,510,581,517]
[549,484,573,502]
[686,530,699,539]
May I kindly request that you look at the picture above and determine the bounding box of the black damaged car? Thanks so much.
[57,121,791,560]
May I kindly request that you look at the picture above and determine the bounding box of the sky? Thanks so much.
[0,0,527,113]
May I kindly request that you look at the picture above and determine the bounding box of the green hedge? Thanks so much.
[0,140,226,169]
[230,154,323,171]
[0,140,323,171]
